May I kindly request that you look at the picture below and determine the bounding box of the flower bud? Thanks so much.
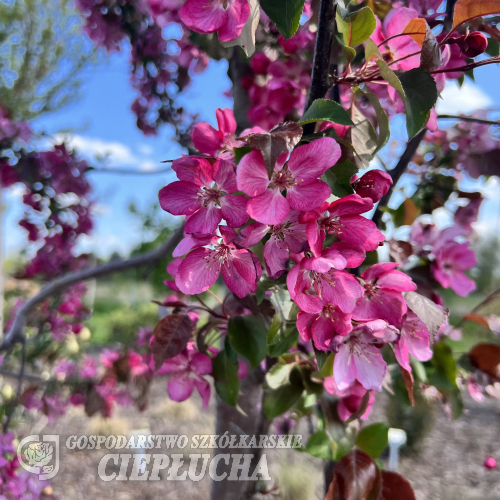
[484,456,497,470]
[462,32,488,58]
[353,169,393,203]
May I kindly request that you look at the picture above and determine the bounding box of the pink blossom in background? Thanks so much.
[179,0,250,42]
[159,156,248,234]
[324,378,375,421]
[237,137,341,225]
[432,241,477,296]
[157,343,212,407]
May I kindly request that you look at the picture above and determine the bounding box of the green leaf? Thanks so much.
[398,68,438,139]
[265,362,293,389]
[259,0,306,39]
[299,99,353,126]
[268,326,299,358]
[212,347,240,406]
[305,430,336,460]
[342,45,357,63]
[486,38,500,57]
[355,423,389,458]
[355,87,390,152]
[233,146,252,163]
[336,6,376,47]
[228,315,267,369]
[365,38,382,62]
[376,59,405,100]
[263,383,303,419]
[323,160,358,198]
[349,104,378,168]
[313,346,329,371]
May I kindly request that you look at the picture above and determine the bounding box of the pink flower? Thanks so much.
[191,108,239,157]
[179,0,250,42]
[159,156,248,234]
[301,194,385,257]
[394,310,432,371]
[237,137,341,225]
[297,302,353,351]
[175,226,261,298]
[234,211,309,279]
[158,343,212,407]
[432,241,476,296]
[334,320,398,391]
[353,263,417,325]
[484,456,497,470]
[324,378,375,422]
[352,169,393,203]
[287,248,365,315]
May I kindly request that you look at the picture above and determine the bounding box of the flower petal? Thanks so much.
[159,181,200,216]
[185,205,222,234]
[176,248,221,295]
[237,149,269,196]
[287,181,331,212]
[220,194,249,228]
[247,188,290,225]
[167,372,195,402]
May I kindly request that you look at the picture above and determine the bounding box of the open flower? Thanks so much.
[175,226,261,298]
[353,263,417,325]
[301,194,385,257]
[157,343,212,407]
[192,108,239,157]
[237,137,341,225]
[159,156,248,234]
[334,320,398,391]
[179,0,250,42]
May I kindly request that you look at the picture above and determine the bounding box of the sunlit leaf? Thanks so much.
[453,0,500,29]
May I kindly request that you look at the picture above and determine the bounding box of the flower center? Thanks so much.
[203,244,230,270]
[270,166,297,191]
[364,283,379,297]
[199,186,226,207]
[321,215,344,235]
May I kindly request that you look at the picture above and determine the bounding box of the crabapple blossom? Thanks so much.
[352,169,393,203]
[159,156,248,234]
[334,320,398,391]
[192,108,239,157]
[179,0,250,42]
[324,378,375,422]
[237,137,341,225]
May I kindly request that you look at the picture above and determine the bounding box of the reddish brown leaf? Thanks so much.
[325,450,381,500]
[453,0,500,29]
[464,313,491,328]
[151,314,194,370]
[237,121,303,178]
[470,343,500,381]
[388,239,413,265]
[402,198,419,226]
[403,18,427,46]
[379,470,417,500]
[400,366,415,406]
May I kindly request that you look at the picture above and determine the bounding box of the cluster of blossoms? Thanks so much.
[158,108,440,402]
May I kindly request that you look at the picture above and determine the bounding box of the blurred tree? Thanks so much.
[0,0,95,121]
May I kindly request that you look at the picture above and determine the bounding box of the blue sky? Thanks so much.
[3,42,500,259]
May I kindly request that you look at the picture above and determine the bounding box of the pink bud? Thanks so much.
[353,169,393,203]
[484,456,497,470]
[462,32,488,58]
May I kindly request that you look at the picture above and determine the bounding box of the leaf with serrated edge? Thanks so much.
[299,99,354,126]
[259,0,306,39]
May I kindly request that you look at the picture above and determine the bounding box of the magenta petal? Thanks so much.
[297,311,314,342]
[288,137,342,183]
[448,271,476,296]
[237,149,270,196]
[339,215,385,251]
[264,237,289,279]
[376,269,417,292]
[394,337,411,371]
[172,156,214,186]
[193,377,211,408]
[353,344,386,391]
[213,158,238,193]
[295,290,324,314]
[247,189,290,225]
[192,123,221,156]
[222,249,257,298]
[191,353,212,376]
[173,233,216,258]
[233,222,269,249]
[220,194,249,228]
[353,290,406,324]
[329,193,374,216]
[311,315,335,351]
[286,265,301,301]
[216,108,237,135]
[306,221,325,258]
[319,270,363,313]
[159,181,200,216]
[168,372,195,402]
[334,343,357,391]
[219,225,238,244]
[328,243,366,268]
[176,248,221,295]
[185,204,223,234]
[287,181,331,212]
[179,0,227,34]
[217,0,250,42]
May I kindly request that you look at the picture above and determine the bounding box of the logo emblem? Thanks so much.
[17,435,59,480]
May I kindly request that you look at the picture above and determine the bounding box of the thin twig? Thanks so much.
[89,166,173,175]
[2,224,186,352]
[372,129,427,227]
[437,115,500,126]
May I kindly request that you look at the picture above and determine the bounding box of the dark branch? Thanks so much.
[2,224,185,352]
[303,0,337,134]
[438,115,500,126]
[372,129,427,227]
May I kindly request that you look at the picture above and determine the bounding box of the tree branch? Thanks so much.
[372,129,427,227]
[303,0,337,134]
[438,115,500,126]
[89,166,173,175]
[2,223,185,352]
